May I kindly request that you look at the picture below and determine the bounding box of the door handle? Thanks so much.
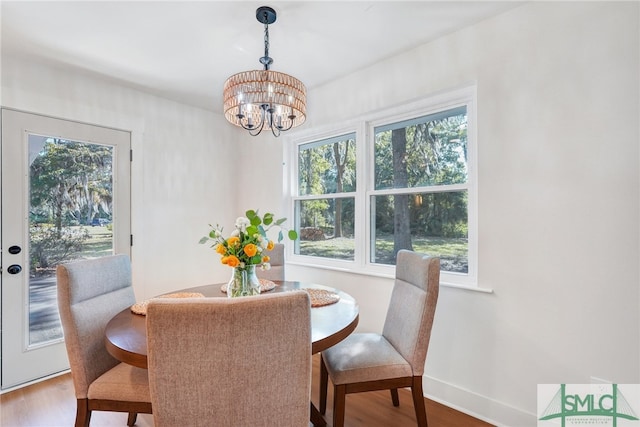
[8,245,22,254]
[7,264,22,275]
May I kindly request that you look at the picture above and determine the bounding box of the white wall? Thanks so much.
[246,2,640,425]
[0,58,241,299]
[2,1,638,426]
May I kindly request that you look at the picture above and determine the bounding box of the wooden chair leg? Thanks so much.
[75,399,91,427]
[333,384,347,427]
[391,388,400,406]
[127,412,138,426]
[319,354,329,415]
[411,376,428,427]
[310,403,327,427]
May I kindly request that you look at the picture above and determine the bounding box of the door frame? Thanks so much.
[1,108,132,390]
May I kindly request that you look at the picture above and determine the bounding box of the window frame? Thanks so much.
[288,123,364,272]
[285,85,478,288]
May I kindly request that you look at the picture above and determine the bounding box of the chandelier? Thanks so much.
[223,6,307,137]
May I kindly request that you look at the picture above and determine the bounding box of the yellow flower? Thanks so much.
[244,243,258,257]
[262,255,270,263]
[226,255,240,268]
[221,256,229,265]
[267,240,275,251]
[215,244,226,255]
[227,236,240,247]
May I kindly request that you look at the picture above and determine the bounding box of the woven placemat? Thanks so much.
[305,288,340,307]
[220,278,276,293]
[131,292,205,316]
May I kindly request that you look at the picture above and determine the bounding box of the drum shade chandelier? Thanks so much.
[223,6,307,137]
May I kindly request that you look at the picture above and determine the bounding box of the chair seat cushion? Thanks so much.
[322,333,412,385]
[87,362,151,403]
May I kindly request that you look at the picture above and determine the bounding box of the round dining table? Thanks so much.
[104,281,359,427]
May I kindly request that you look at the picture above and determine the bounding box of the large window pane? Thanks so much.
[298,134,356,196]
[371,192,468,273]
[28,136,114,345]
[374,107,468,190]
[295,198,355,260]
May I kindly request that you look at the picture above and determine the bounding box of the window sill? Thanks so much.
[286,260,493,294]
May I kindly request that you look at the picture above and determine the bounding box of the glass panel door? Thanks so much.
[1,109,131,389]
[28,135,115,346]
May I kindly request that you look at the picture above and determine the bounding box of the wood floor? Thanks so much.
[1,355,493,427]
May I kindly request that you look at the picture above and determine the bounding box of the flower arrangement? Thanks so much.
[199,209,298,272]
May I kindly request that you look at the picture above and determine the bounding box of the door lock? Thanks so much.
[7,264,22,275]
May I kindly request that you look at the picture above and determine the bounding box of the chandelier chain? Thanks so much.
[263,22,270,70]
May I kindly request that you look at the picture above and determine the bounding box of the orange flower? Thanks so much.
[244,243,258,257]
[200,210,297,272]
[226,255,240,267]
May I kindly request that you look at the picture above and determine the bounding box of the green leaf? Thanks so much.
[246,225,259,236]
[209,230,217,238]
[263,212,274,226]
[246,209,257,219]
[288,230,298,240]
[275,218,286,226]
[250,215,261,226]
[199,236,209,244]
[277,230,283,242]
[250,254,262,264]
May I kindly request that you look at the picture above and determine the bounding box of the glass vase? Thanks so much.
[227,265,261,297]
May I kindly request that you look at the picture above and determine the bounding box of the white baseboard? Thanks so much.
[423,375,537,427]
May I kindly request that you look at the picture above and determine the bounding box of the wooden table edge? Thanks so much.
[312,313,359,354]
[105,335,148,369]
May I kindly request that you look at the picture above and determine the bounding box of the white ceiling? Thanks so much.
[1,1,523,113]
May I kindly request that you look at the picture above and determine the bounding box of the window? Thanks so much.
[371,106,469,274]
[288,86,477,287]
[294,133,356,261]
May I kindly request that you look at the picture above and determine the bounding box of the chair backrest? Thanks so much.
[382,250,440,376]
[56,254,135,398]
[146,290,311,427]
[258,242,285,281]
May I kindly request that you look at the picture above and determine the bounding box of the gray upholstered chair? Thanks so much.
[319,250,440,427]
[57,254,152,427]
[258,242,285,282]
[146,290,311,427]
